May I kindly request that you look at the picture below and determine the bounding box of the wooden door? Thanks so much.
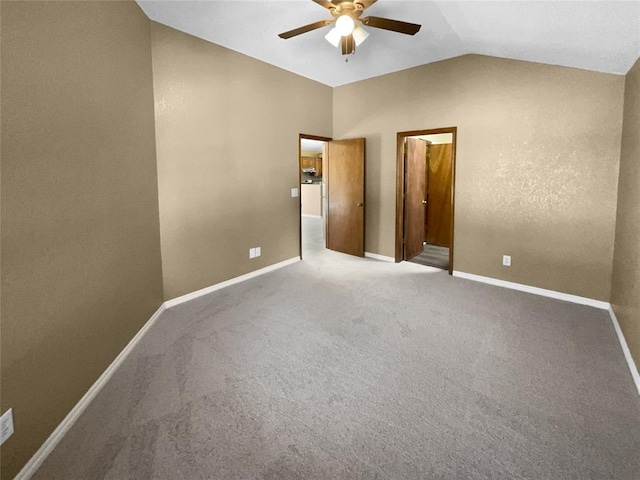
[426,143,453,247]
[326,138,365,257]
[404,138,427,260]
[424,146,430,242]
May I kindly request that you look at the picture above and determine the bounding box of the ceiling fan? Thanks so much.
[278,0,421,55]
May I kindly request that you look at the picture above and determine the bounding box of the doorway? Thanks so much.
[395,127,457,273]
[298,134,366,260]
[299,134,330,259]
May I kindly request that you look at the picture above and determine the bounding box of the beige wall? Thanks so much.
[0,8,634,477]
[611,57,640,371]
[0,2,164,478]
[334,55,624,301]
[151,23,332,300]
[301,184,323,217]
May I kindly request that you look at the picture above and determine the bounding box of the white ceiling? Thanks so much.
[301,138,325,151]
[138,0,640,87]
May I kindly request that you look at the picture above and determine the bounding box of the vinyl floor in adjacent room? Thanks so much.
[34,217,640,479]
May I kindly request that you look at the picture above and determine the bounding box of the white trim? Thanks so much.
[364,252,395,263]
[17,260,637,480]
[451,270,610,310]
[165,257,301,309]
[14,304,167,480]
[301,214,322,219]
[607,305,640,396]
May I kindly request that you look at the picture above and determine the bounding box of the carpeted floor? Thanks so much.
[409,243,450,270]
[33,217,640,479]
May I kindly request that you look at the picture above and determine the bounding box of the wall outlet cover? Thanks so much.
[503,255,511,267]
[291,188,299,198]
[0,409,14,446]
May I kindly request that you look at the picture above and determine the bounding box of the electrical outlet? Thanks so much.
[291,188,299,198]
[255,247,261,257]
[1,409,14,446]
[503,255,511,267]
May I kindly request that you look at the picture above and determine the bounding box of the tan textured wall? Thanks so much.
[0,2,163,478]
[333,55,624,301]
[611,57,640,371]
[151,23,332,300]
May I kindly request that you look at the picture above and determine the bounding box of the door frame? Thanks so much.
[395,127,457,274]
[299,133,332,259]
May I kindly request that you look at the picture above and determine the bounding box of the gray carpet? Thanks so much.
[34,217,640,479]
[409,243,450,270]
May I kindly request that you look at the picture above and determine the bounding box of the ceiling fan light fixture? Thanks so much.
[335,15,355,36]
[324,27,342,47]
[277,0,422,58]
[352,25,369,46]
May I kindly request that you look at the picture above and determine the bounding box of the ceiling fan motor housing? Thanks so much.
[329,1,365,20]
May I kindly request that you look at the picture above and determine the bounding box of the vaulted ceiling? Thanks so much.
[137,0,640,87]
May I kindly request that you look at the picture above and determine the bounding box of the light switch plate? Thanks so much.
[249,248,255,259]
[503,255,511,267]
[1,409,14,446]
[291,188,299,198]
[256,247,261,257]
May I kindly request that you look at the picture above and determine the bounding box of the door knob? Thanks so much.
[422,200,427,205]
[356,202,364,207]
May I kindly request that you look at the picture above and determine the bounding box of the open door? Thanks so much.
[395,127,456,273]
[404,138,427,260]
[326,138,365,257]
[426,143,453,247]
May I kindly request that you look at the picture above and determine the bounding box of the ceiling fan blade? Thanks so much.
[278,19,334,39]
[360,16,421,35]
[355,0,378,10]
[341,34,355,55]
[312,0,336,9]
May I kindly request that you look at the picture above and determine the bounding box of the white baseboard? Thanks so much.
[165,257,301,309]
[14,304,166,480]
[451,270,609,310]
[15,260,638,479]
[364,252,395,263]
[607,305,640,396]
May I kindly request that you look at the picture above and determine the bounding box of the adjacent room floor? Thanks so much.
[34,217,640,479]
[409,243,450,270]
